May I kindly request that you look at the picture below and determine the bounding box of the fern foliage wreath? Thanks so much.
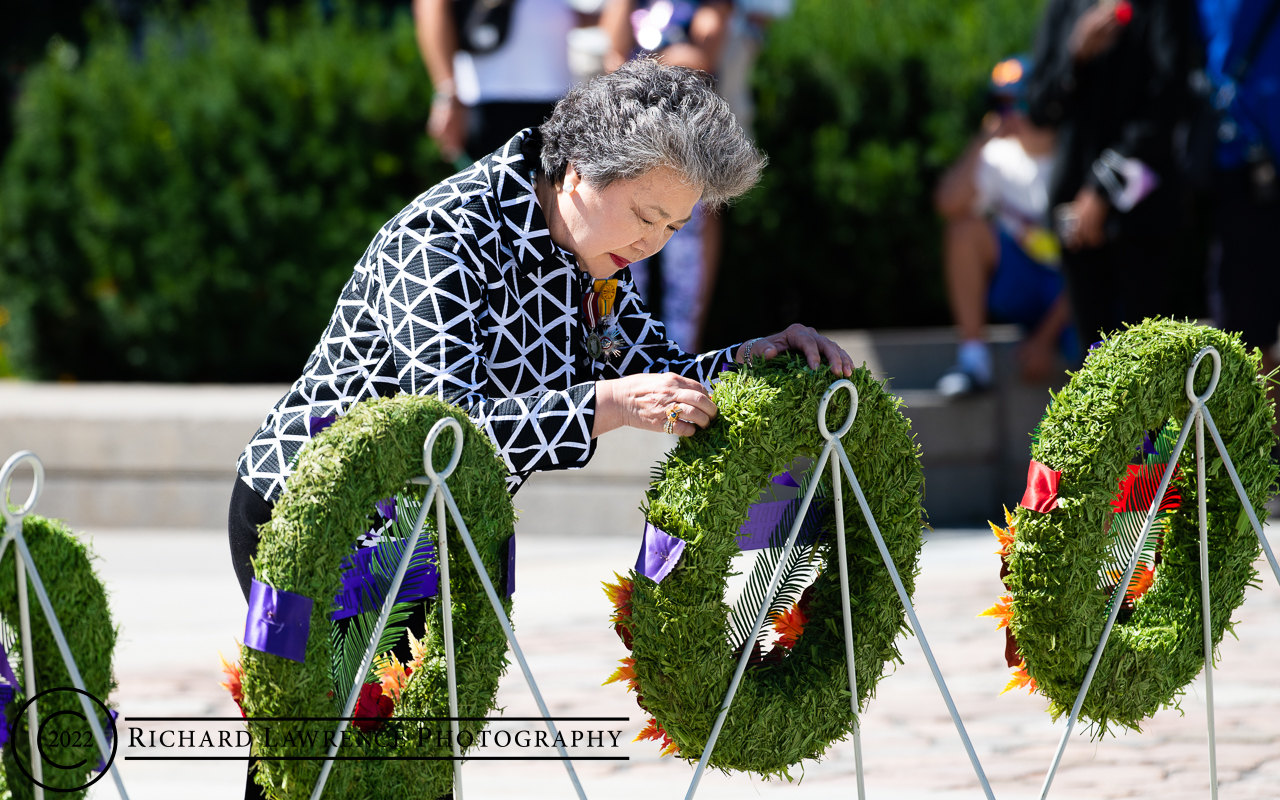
[239,395,515,800]
[0,515,117,800]
[1006,319,1277,735]
[614,356,924,776]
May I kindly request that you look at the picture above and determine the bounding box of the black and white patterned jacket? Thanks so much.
[237,130,738,503]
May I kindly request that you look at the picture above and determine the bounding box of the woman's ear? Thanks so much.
[562,163,580,194]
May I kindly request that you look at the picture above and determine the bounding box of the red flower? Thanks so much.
[353,683,394,732]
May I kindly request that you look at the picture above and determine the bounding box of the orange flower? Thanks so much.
[603,657,639,693]
[406,629,428,674]
[635,717,679,756]
[219,648,245,717]
[1106,562,1157,603]
[1001,660,1037,695]
[374,652,410,702]
[1129,563,1155,600]
[979,594,1014,630]
[990,507,1016,556]
[773,602,807,649]
[602,574,633,623]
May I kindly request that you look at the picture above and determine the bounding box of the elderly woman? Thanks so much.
[229,58,853,599]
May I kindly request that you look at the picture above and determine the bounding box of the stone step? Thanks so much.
[0,327,1061,531]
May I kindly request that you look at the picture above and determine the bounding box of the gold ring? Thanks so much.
[664,405,681,434]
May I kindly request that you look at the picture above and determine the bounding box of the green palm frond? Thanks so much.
[330,491,435,696]
[331,602,416,698]
[727,469,825,650]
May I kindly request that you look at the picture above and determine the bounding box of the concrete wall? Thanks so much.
[0,326,1061,532]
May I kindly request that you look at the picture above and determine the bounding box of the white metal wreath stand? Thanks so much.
[685,380,997,800]
[0,451,131,800]
[1037,346,1280,800]
[310,418,588,800]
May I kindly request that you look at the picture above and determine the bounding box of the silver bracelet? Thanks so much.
[741,337,764,367]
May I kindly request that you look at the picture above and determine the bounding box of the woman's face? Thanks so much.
[544,164,702,279]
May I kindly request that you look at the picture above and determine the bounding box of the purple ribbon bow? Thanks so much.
[635,522,687,584]
[331,535,439,621]
[245,580,313,663]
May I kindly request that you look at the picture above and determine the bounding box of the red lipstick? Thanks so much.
[609,253,631,269]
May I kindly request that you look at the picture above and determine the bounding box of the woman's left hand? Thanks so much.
[737,324,855,376]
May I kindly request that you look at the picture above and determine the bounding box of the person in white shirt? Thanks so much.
[933,56,1076,396]
[416,0,577,162]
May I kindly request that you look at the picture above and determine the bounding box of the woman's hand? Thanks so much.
[737,324,855,377]
[594,373,718,437]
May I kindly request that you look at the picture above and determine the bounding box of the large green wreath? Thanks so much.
[620,356,924,776]
[0,515,117,800]
[240,395,515,799]
[1008,319,1277,734]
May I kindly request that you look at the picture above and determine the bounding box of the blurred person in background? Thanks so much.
[415,0,577,165]
[934,56,1076,397]
[600,0,731,351]
[1026,0,1191,349]
[1193,0,1280,446]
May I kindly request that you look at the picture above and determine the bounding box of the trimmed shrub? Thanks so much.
[0,2,450,381]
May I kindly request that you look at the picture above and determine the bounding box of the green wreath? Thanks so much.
[1007,319,1277,734]
[240,395,515,800]
[608,356,924,776]
[0,515,117,800]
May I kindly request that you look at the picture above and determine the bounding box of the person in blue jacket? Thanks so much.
[1196,0,1280,447]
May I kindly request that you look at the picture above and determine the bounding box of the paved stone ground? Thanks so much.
[79,526,1280,799]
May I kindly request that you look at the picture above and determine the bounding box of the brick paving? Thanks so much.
[81,525,1280,799]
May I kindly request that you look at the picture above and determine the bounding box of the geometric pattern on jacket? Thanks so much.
[238,128,738,505]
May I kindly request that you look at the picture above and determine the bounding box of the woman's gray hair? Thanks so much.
[539,58,765,208]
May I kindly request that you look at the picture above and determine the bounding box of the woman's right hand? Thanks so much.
[594,373,718,438]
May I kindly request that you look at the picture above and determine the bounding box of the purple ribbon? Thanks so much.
[245,579,313,663]
[0,684,13,748]
[1140,431,1157,456]
[772,471,801,488]
[374,497,397,522]
[504,535,516,598]
[635,522,687,583]
[309,414,337,437]
[733,469,824,550]
[94,709,119,772]
[0,642,19,690]
[735,498,827,550]
[331,536,439,621]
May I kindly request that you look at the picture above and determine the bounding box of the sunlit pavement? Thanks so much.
[80,526,1280,799]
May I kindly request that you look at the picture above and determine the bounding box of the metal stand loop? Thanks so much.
[686,380,996,800]
[0,451,130,800]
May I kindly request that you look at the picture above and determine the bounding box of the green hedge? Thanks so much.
[1,0,1049,379]
[705,0,1044,346]
[0,3,451,381]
